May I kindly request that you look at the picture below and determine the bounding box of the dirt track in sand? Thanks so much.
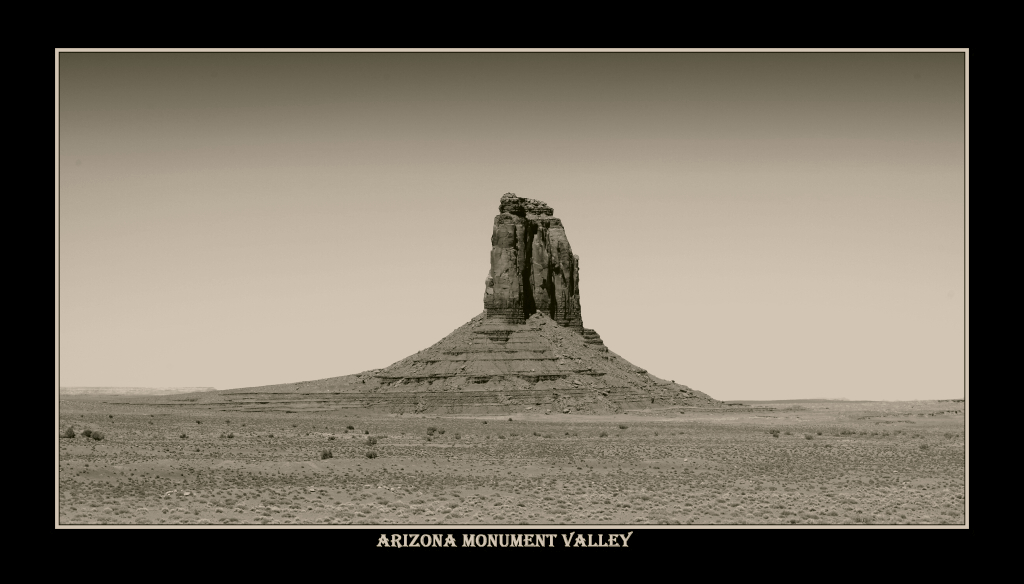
[57,398,965,525]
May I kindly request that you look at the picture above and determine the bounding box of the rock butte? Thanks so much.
[188,193,720,414]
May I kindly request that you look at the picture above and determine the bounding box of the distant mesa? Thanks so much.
[59,387,217,396]
[151,193,720,414]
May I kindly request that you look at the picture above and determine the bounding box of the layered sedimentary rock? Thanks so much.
[183,311,719,414]
[181,192,720,414]
[581,328,607,352]
[484,193,583,334]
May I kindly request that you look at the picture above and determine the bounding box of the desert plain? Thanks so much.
[58,397,965,526]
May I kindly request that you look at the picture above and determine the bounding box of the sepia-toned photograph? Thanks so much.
[56,48,967,530]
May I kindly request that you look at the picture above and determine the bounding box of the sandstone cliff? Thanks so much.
[484,193,583,334]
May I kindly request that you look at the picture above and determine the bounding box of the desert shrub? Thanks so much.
[364,430,369,435]
[367,437,378,446]
[817,431,822,435]
[454,433,461,439]
[534,432,541,436]
[426,426,437,435]
[346,425,354,430]
[426,436,432,442]
[619,425,628,430]
[438,429,445,435]
[804,434,813,440]
[227,432,234,438]
[483,421,487,425]
[919,444,929,450]
[508,418,513,421]
[365,451,378,459]
[321,449,333,460]
[328,436,336,441]
[944,432,955,439]
[108,415,113,418]
[268,433,274,438]
[91,431,104,441]
[82,429,93,438]
[63,427,76,439]
[498,434,506,439]
[180,433,187,439]
[600,431,608,437]
[196,420,201,424]
[773,434,779,438]
[784,431,792,435]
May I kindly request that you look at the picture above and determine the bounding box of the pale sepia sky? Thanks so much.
[58,51,966,400]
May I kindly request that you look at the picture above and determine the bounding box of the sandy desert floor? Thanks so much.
[57,399,965,525]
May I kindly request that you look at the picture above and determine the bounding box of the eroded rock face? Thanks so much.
[484,193,584,334]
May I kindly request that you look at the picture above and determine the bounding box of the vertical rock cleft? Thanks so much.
[483,193,584,334]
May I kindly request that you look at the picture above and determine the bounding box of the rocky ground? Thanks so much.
[57,398,965,525]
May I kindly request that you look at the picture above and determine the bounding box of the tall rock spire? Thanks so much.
[483,193,584,334]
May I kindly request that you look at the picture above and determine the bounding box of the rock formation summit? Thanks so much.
[202,193,719,414]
